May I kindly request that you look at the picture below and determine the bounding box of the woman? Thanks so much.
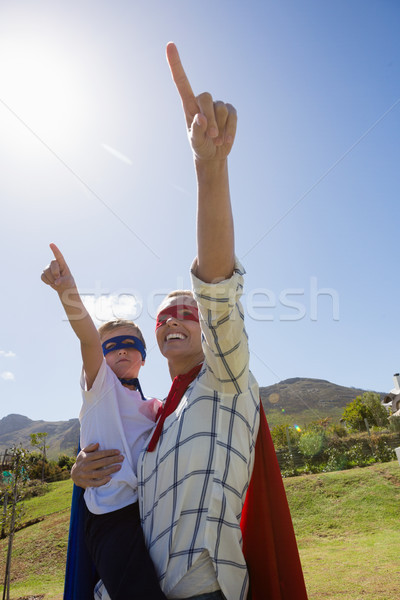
[71,43,308,600]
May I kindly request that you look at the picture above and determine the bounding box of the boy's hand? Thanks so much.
[41,243,76,294]
[41,244,101,384]
[166,42,237,162]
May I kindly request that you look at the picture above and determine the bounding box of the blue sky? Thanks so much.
[1,0,399,422]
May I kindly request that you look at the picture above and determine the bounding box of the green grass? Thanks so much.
[301,533,399,600]
[21,479,73,521]
[288,461,400,599]
[1,462,400,599]
[0,480,73,600]
[287,462,400,538]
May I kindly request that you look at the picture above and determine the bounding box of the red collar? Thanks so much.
[147,363,202,451]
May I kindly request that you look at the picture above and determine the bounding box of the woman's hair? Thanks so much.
[163,289,194,301]
[97,319,146,349]
[157,290,195,313]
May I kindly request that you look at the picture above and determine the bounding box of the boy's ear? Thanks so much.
[141,360,145,366]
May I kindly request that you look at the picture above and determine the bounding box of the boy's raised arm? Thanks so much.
[41,243,103,389]
[166,42,236,284]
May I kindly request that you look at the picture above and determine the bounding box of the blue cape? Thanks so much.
[64,484,98,599]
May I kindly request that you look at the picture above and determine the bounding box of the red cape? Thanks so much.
[241,403,308,600]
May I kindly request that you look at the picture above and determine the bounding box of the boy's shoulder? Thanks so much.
[142,397,163,421]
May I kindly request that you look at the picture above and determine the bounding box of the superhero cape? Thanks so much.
[240,402,308,600]
[64,402,308,600]
[63,480,98,599]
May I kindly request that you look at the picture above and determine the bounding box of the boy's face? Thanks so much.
[101,326,145,380]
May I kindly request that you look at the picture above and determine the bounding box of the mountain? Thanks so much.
[260,377,384,426]
[0,378,385,458]
[0,413,80,460]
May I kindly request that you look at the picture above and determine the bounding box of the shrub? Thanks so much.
[346,442,374,467]
[324,446,350,472]
[389,416,400,433]
[298,430,326,459]
[370,435,396,463]
[27,457,70,482]
[327,423,348,438]
[57,454,75,471]
[277,448,298,477]
[271,423,301,448]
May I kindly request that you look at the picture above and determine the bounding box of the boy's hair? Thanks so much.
[98,319,146,350]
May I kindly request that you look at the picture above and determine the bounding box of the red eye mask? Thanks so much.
[155,303,199,330]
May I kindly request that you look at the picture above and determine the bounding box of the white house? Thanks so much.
[382,373,400,417]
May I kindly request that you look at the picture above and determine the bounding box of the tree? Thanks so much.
[341,392,389,432]
[30,432,48,483]
[363,392,389,428]
[1,445,29,600]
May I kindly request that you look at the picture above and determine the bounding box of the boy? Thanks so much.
[41,243,166,600]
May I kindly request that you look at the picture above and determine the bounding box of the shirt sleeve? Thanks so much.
[79,359,110,423]
[80,358,107,395]
[190,258,249,395]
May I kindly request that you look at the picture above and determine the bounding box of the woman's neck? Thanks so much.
[168,354,204,380]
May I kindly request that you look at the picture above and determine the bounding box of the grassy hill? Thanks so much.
[0,479,72,599]
[1,461,400,599]
[261,377,383,428]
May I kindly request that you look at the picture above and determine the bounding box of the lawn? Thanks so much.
[286,462,400,599]
[1,462,400,599]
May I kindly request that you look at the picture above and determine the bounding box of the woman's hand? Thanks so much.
[71,443,124,488]
[166,42,237,162]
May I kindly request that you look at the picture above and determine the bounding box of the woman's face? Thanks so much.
[155,295,203,367]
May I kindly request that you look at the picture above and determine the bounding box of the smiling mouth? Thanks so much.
[166,333,186,341]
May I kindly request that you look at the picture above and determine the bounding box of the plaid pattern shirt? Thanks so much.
[137,260,260,599]
[94,580,106,600]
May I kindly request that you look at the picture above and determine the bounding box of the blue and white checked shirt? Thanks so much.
[137,260,260,599]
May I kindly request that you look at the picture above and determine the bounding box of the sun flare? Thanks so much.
[0,33,87,151]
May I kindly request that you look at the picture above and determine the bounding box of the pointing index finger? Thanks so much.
[49,243,67,268]
[166,42,198,126]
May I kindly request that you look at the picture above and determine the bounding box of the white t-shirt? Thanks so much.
[79,359,160,515]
